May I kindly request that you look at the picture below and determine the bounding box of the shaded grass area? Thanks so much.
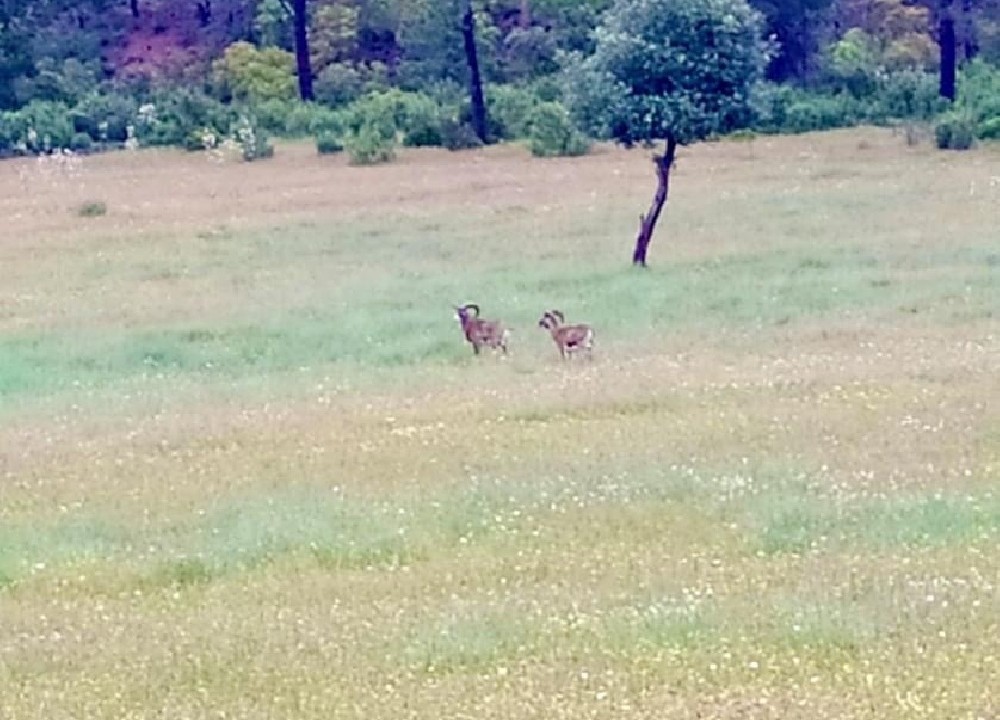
[2,240,996,404]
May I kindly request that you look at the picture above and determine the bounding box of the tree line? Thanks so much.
[1,0,997,112]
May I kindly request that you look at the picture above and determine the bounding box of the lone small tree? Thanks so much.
[565,0,771,267]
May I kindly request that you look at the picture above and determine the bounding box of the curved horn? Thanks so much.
[464,304,480,316]
[551,310,565,323]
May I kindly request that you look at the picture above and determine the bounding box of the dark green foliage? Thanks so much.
[251,98,296,134]
[5,100,75,150]
[500,27,559,81]
[0,0,994,156]
[783,96,860,133]
[184,129,210,152]
[0,114,16,155]
[69,131,93,153]
[958,61,1000,125]
[398,96,444,148]
[439,117,483,151]
[527,101,590,157]
[316,132,344,154]
[71,92,138,144]
[565,0,771,147]
[342,89,447,148]
[307,107,347,136]
[527,76,563,103]
[77,200,107,217]
[15,57,100,106]
[935,113,977,150]
[750,72,950,135]
[487,85,540,140]
[342,95,399,163]
[314,62,365,107]
[979,117,1000,140]
[137,89,235,147]
[283,102,320,137]
[345,121,396,165]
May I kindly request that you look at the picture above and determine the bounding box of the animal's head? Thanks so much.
[454,303,481,324]
[539,309,564,329]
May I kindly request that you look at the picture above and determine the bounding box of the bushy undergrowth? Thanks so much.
[750,63,999,144]
[1,62,996,158]
[935,112,978,150]
[527,101,590,157]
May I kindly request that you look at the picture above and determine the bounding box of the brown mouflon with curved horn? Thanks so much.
[454,303,510,355]
[538,309,594,360]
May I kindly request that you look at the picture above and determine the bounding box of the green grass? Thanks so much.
[752,492,1000,555]
[4,460,994,593]
[2,239,995,405]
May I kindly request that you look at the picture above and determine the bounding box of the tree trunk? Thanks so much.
[961,0,978,61]
[462,0,489,143]
[130,0,139,18]
[292,0,314,101]
[632,138,677,268]
[196,1,212,27]
[519,0,531,28]
[939,1,956,101]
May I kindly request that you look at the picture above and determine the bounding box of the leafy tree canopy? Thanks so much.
[565,0,773,147]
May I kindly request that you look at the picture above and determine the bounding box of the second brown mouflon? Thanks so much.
[538,310,594,360]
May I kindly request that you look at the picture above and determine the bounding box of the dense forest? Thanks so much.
[0,0,997,160]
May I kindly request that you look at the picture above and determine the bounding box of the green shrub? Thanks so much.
[439,117,483,151]
[183,128,211,152]
[10,100,75,150]
[316,132,344,154]
[212,41,297,103]
[343,89,448,148]
[314,63,365,107]
[137,89,235,148]
[487,84,539,140]
[307,107,346,136]
[528,75,563,103]
[420,80,467,111]
[16,57,100,106]
[501,27,559,81]
[234,116,274,161]
[935,113,977,150]
[978,116,1000,140]
[69,132,93,153]
[345,122,396,165]
[0,113,16,154]
[877,71,947,121]
[958,60,1000,124]
[252,98,296,134]
[77,200,107,217]
[400,96,444,148]
[71,92,138,143]
[527,101,590,157]
[283,103,318,137]
[782,96,859,133]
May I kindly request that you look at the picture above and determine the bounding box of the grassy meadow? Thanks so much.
[1,130,998,719]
